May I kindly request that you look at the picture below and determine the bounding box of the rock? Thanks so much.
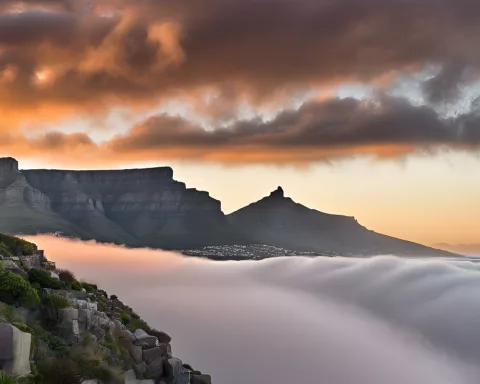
[133,329,158,349]
[0,324,32,376]
[124,370,154,384]
[119,338,143,364]
[191,375,212,384]
[133,361,147,376]
[59,307,79,324]
[50,271,60,279]
[2,260,28,279]
[142,345,169,364]
[78,308,93,331]
[145,357,163,380]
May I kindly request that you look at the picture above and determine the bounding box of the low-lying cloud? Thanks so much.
[27,235,480,384]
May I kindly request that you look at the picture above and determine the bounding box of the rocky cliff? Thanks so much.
[0,158,239,249]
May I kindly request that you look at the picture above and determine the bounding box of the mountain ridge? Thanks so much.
[0,158,457,258]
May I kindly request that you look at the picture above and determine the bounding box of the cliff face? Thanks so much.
[0,158,234,248]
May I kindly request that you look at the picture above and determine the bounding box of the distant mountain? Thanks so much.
[227,187,456,257]
[0,157,456,258]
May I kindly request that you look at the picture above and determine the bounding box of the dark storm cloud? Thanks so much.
[2,0,480,113]
[103,96,479,163]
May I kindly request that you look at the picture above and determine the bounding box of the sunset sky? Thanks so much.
[1,0,479,246]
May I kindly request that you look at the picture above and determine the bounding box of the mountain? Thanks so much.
[227,186,455,257]
[0,157,240,249]
[0,157,455,257]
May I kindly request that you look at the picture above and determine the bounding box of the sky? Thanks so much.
[1,0,480,246]
[28,236,480,384]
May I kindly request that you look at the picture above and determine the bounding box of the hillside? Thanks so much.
[0,234,211,383]
[227,187,455,257]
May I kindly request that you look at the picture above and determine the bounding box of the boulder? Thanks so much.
[145,357,163,380]
[142,344,169,364]
[133,329,158,349]
[78,308,94,331]
[119,338,143,364]
[50,271,60,279]
[163,358,189,384]
[133,361,147,376]
[124,370,154,384]
[0,324,32,376]
[59,307,79,324]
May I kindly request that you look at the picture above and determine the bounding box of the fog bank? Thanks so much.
[27,236,480,384]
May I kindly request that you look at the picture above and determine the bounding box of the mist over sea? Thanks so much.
[27,236,480,384]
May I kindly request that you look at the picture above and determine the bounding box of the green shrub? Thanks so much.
[120,312,130,325]
[80,282,97,293]
[0,242,13,258]
[12,322,32,334]
[0,372,17,384]
[43,293,71,310]
[0,270,40,308]
[71,281,82,291]
[33,328,69,357]
[28,268,65,290]
[0,234,36,256]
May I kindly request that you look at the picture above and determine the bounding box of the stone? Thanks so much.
[142,345,169,364]
[191,375,212,384]
[59,307,79,324]
[2,260,28,279]
[0,324,32,376]
[145,357,163,380]
[133,329,158,349]
[50,271,60,279]
[119,338,143,364]
[124,370,154,384]
[78,308,94,331]
[133,361,147,376]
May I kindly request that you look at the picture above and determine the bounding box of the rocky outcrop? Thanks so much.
[0,323,32,376]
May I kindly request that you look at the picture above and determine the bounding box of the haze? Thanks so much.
[27,235,480,384]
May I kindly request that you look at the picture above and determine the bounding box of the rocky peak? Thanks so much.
[269,186,285,198]
[0,157,18,173]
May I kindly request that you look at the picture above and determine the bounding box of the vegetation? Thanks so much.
[71,281,82,291]
[28,269,65,290]
[57,270,76,286]
[42,293,71,310]
[0,234,36,256]
[80,282,97,293]
[0,269,40,308]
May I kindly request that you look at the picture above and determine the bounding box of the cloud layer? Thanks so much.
[28,235,480,384]
[2,0,480,164]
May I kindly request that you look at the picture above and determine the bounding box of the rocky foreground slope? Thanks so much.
[0,157,454,257]
[0,234,210,383]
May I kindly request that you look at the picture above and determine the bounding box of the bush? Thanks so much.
[0,242,13,258]
[36,358,81,384]
[0,234,36,256]
[57,269,76,285]
[43,293,71,310]
[71,281,82,291]
[28,268,65,290]
[0,270,40,308]
[80,282,97,293]
[110,294,118,300]
[120,312,130,325]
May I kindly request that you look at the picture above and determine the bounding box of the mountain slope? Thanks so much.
[228,187,455,257]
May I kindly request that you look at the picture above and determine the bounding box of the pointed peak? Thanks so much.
[269,186,284,198]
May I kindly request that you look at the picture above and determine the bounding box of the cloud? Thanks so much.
[3,95,478,165]
[26,235,480,384]
[2,0,480,122]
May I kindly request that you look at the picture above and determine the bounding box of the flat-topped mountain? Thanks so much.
[0,158,455,257]
[0,157,239,249]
